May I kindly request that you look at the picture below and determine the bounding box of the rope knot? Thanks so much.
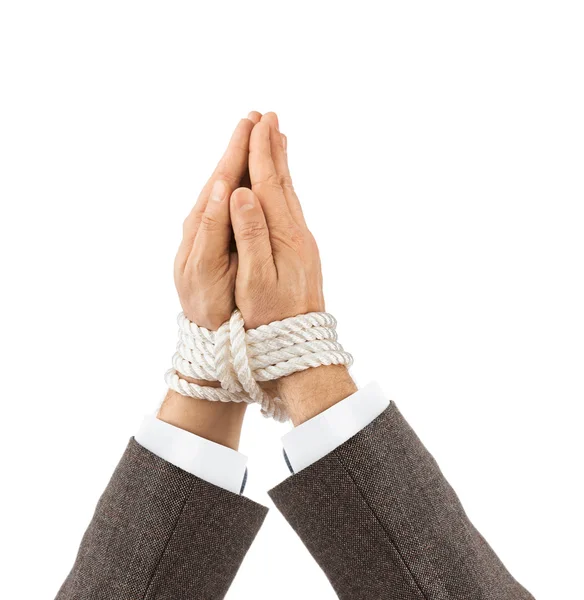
[165,309,353,422]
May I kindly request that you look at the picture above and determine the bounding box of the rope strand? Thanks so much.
[165,309,353,422]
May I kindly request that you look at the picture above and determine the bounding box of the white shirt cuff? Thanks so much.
[135,415,248,495]
[281,381,390,473]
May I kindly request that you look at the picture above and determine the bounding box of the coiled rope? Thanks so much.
[165,309,353,422]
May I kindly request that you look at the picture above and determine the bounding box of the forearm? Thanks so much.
[158,378,246,450]
[270,402,535,600]
[58,437,267,600]
[278,365,357,427]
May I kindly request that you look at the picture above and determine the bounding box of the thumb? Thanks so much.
[230,187,274,272]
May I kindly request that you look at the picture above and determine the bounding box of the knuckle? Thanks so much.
[191,255,226,279]
[271,223,305,251]
[229,142,249,155]
[215,162,241,184]
[253,173,282,191]
[288,225,305,248]
[278,174,294,190]
[199,212,222,232]
[239,221,268,242]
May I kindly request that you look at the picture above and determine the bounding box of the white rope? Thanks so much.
[165,309,353,422]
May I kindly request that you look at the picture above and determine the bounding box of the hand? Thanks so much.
[229,112,324,330]
[229,113,357,424]
[159,112,263,449]
[174,114,260,330]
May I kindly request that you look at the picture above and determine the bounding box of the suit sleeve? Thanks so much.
[56,438,268,600]
[269,402,534,600]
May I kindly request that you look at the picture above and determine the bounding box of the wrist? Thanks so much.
[158,376,246,450]
[182,311,231,332]
[278,365,357,426]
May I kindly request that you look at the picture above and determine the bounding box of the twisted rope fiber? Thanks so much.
[165,309,353,422]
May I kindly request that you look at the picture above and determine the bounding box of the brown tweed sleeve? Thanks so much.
[56,438,268,600]
[269,403,534,600]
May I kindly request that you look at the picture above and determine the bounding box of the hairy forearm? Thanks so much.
[278,365,357,426]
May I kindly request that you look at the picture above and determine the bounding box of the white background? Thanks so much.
[1,2,582,598]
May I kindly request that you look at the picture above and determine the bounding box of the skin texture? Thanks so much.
[158,111,357,447]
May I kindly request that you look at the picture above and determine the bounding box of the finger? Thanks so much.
[177,118,254,272]
[190,179,232,263]
[261,113,307,228]
[240,112,262,188]
[198,117,255,219]
[230,187,274,274]
[249,118,294,227]
[247,110,262,125]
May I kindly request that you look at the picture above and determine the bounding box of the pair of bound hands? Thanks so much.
[175,111,322,332]
[160,112,356,448]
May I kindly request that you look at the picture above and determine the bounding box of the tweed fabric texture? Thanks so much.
[270,403,534,600]
[56,438,268,600]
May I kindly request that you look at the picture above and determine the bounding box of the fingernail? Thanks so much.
[234,189,255,211]
[210,180,226,202]
[281,133,287,151]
